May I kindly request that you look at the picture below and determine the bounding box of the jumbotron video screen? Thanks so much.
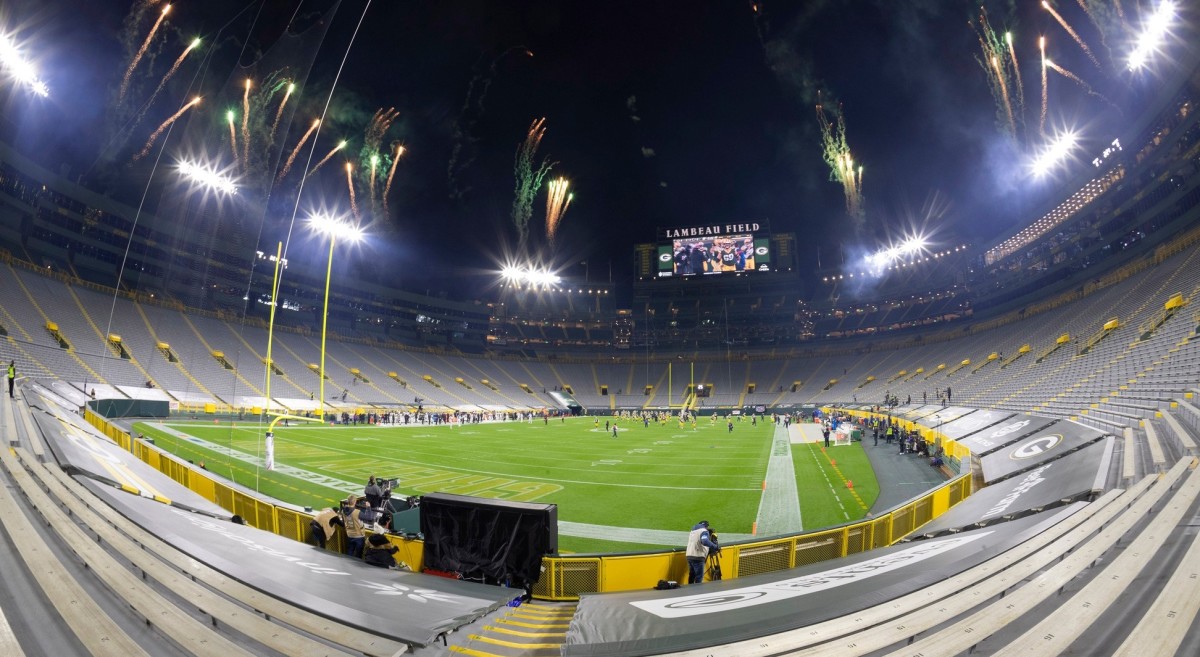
[657,234,772,277]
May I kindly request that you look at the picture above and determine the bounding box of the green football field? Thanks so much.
[133,415,879,553]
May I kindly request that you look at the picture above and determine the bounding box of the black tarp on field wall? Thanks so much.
[420,492,556,586]
[562,506,1083,657]
[81,480,514,647]
[88,398,169,418]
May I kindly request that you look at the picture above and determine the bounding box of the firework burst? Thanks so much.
[972,8,1022,139]
[133,95,198,161]
[383,143,405,216]
[346,162,360,219]
[1042,1,1102,70]
[1005,33,1025,120]
[991,56,1017,136]
[545,177,573,245]
[120,4,170,104]
[277,119,319,181]
[270,81,294,142]
[240,79,252,167]
[511,118,555,245]
[1040,36,1049,136]
[816,98,864,222]
[368,154,380,215]
[1045,58,1120,111]
[224,110,239,165]
[142,36,198,113]
[362,108,400,213]
[309,140,346,177]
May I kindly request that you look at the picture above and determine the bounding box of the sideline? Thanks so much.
[754,424,805,536]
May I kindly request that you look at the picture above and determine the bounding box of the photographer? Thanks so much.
[343,497,368,558]
[309,507,344,550]
[685,520,719,584]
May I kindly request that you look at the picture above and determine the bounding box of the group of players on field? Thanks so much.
[673,237,756,275]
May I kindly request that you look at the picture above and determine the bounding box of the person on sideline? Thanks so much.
[309,507,344,549]
[343,498,367,559]
[685,521,719,584]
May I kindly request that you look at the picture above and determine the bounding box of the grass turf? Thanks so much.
[134,416,880,553]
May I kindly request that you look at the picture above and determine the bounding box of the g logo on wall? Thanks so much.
[755,246,769,256]
[1011,434,1064,459]
[659,253,672,262]
[988,419,1030,439]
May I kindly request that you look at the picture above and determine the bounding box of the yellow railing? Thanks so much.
[85,406,976,601]
[82,409,425,570]
[533,475,971,600]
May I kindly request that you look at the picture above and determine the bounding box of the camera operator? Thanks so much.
[364,476,383,509]
[685,520,719,584]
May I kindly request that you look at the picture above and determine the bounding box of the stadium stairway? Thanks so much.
[6,265,109,387]
[131,300,216,400]
[64,285,160,390]
[449,603,576,657]
[178,311,267,401]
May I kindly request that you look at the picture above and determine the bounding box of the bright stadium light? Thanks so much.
[0,32,49,97]
[177,160,238,195]
[307,213,365,243]
[1128,1,1177,71]
[1030,130,1079,177]
[497,263,562,288]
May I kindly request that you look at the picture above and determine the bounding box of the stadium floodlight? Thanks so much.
[307,213,364,243]
[497,263,561,288]
[1030,130,1079,177]
[899,236,927,255]
[0,32,49,97]
[177,160,238,195]
[500,265,523,282]
[1128,1,1177,71]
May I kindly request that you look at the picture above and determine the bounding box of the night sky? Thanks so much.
[2,0,1168,295]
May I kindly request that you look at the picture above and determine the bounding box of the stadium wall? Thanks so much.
[84,407,973,600]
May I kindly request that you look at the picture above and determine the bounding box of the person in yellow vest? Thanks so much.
[7,360,14,398]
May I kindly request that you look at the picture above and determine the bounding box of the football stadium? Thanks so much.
[0,1,1199,656]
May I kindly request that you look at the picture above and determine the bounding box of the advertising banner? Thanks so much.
[913,438,1112,537]
[980,419,1108,483]
[955,414,1056,456]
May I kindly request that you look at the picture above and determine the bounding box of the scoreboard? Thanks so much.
[634,222,789,279]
